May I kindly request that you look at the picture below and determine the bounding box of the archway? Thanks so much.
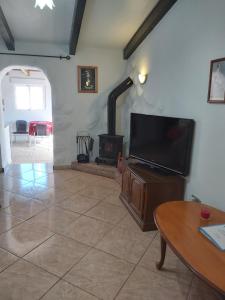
[0,65,53,169]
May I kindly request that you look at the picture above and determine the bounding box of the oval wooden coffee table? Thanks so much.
[154,201,225,298]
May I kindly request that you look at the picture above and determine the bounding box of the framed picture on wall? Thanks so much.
[77,66,98,93]
[208,57,225,103]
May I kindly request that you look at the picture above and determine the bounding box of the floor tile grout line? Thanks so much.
[0,175,34,184]
[0,206,47,228]
[36,186,86,198]
[27,220,139,283]
[35,187,114,201]
[0,175,118,201]
[0,252,20,275]
[35,227,142,299]
[136,233,195,287]
[92,245,136,266]
[18,209,114,258]
[136,256,194,286]
[20,230,100,287]
[0,167,137,299]
[26,206,82,235]
[21,256,61,279]
[49,199,127,228]
[38,229,92,249]
[7,172,48,182]
[59,189,117,204]
[185,276,195,300]
[60,245,94,280]
[32,191,79,203]
[62,278,102,300]
[85,213,128,226]
[0,202,186,299]
[0,219,25,235]
[34,243,100,299]
[57,232,108,298]
[0,183,119,213]
[0,190,127,262]
[1,197,47,213]
[1,192,123,248]
[1,197,47,208]
[136,231,195,288]
[112,230,158,300]
[79,209,126,226]
[21,232,56,259]
[124,231,193,299]
[0,200,115,250]
[79,197,125,219]
[0,231,56,262]
[0,246,22,261]
[38,277,61,300]
[54,199,102,215]
[0,184,79,209]
[1,174,103,184]
[4,168,33,177]
[54,219,115,248]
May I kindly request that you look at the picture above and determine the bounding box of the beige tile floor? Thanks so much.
[11,139,53,164]
[0,163,221,299]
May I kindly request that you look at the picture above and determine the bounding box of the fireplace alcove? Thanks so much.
[95,77,133,165]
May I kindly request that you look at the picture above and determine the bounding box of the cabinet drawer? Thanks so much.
[121,168,131,201]
[130,174,145,218]
[120,164,185,231]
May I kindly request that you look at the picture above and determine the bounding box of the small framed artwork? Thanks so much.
[77,65,98,93]
[208,57,225,103]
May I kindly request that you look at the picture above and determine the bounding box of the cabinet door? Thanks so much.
[121,168,130,201]
[130,174,145,218]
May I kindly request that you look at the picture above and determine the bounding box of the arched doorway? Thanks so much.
[0,65,53,169]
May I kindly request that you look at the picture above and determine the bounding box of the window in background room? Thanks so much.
[15,86,30,110]
[15,85,45,110]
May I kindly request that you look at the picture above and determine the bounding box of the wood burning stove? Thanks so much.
[97,134,123,165]
[96,77,133,165]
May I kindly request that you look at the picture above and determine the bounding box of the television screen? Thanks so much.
[129,113,195,176]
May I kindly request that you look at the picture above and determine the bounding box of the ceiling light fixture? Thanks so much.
[34,0,55,10]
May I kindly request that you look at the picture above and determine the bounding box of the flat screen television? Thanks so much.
[129,113,195,176]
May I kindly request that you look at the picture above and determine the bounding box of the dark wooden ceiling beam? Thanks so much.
[123,0,178,59]
[0,6,15,51]
[69,0,86,55]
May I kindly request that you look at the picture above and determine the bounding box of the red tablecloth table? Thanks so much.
[29,121,53,136]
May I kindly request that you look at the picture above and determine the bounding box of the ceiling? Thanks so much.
[0,0,159,51]
[79,0,159,48]
[0,0,75,44]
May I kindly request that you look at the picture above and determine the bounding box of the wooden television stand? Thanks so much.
[119,163,185,231]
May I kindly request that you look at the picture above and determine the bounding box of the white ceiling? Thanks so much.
[0,0,159,50]
[79,0,159,48]
[0,0,76,44]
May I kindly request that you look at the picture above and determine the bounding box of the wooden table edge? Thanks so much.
[153,203,225,297]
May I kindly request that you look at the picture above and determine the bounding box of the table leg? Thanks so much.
[156,236,167,270]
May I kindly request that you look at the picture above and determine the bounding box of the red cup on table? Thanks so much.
[201,207,211,220]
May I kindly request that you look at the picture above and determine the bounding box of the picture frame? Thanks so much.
[77,65,98,93]
[208,57,225,103]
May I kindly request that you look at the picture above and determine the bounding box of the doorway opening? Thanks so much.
[0,66,53,168]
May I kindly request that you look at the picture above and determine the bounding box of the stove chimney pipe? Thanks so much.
[107,77,133,136]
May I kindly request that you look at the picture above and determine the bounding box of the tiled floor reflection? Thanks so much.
[11,140,53,164]
[0,163,221,299]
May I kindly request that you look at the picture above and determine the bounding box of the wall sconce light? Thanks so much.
[138,73,147,85]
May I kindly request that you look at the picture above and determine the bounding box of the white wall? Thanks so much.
[122,0,225,210]
[1,125,12,168]
[2,70,52,127]
[0,44,126,166]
